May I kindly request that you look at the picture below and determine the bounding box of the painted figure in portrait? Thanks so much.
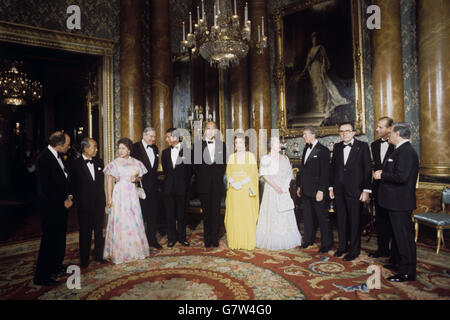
[283,0,356,128]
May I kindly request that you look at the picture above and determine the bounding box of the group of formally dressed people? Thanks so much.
[296,118,418,283]
[33,117,418,286]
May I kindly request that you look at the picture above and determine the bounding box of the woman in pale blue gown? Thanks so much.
[256,137,302,250]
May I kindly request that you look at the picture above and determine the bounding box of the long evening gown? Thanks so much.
[103,157,150,264]
[256,154,302,250]
[224,152,259,250]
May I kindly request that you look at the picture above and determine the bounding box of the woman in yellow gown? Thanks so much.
[225,133,259,250]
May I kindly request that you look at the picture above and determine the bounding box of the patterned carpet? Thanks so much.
[1,223,449,300]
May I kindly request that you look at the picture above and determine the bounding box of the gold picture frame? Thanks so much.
[0,20,116,162]
[273,0,365,137]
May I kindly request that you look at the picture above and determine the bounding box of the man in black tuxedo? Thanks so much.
[131,127,162,249]
[34,131,73,286]
[330,122,372,261]
[162,128,193,247]
[194,122,226,248]
[374,122,419,282]
[296,126,333,252]
[369,117,396,259]
[69,138,106,268]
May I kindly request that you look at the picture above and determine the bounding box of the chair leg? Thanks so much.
[414,221,419,243]
[436,228,443,254]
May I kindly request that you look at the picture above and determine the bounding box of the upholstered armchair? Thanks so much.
[414,187,450,254]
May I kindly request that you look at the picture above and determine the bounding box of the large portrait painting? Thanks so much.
[273,0,365,137]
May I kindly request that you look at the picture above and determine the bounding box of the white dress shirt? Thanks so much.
[304,139,318,164]
[395,139,409,149]
[142,139,155,167]
[171,143,181,168]
[380,139,389,163]
[206,138,215,163]
[82,154,95,181]
[343,138,354,165]
[48,145,68,179]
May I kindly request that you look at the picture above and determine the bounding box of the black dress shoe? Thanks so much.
[55,265,68,274]
[383,264,400,271]
[387,273,416,282]
[150,242,163,250]
[168,241,176,247]
[318,247,331,253]
[212,242,219,248]
[369,251,390,258]
[301,242,313,249]
[343,253,358,261]
[95,259,108,264]
[180,240,190,247]
[205,243,212,248]
[334,250,346,258]
[34,278,60,286]
[55,267,68,277]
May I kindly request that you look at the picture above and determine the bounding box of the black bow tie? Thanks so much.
[85,159,94,164]
[146,145,152,149]
[207,140,214,144]
[57,152,63,159]
[381,139,388,144]
[171,146,179,150]
[344,143,353,148]
[306,143,313,149]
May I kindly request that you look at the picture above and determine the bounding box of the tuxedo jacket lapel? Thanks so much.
[51,152,68,181]
[81,158,95,183]
[373,140,381,166]
[174,147,183,168]
[301,146,308,166]
[139,142,153,169]
[305,145,320,166]
[345,140,360,167]
[337,143,345,166]
[203,141,215,164]
[151,145,159,169]
[384,144,395,164]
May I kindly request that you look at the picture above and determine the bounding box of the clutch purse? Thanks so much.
[137,181,146,200]
[277,192,294,212]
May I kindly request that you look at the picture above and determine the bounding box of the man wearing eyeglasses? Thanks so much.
[329,122,372,261]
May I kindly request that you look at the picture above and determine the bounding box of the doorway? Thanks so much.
[0,21,115,243]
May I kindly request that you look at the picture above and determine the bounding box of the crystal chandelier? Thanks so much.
[0,61,42,106]
[181,0,267,69]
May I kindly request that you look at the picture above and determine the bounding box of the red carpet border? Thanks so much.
[0,224,449,300]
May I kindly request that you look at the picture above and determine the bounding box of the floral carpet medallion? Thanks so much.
[0,224,449,300]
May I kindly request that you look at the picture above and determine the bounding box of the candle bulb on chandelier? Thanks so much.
[189,12,192,33]
[197,6,200,24]
[245,3,248,23]
[214,4,217,26]
[258,25,261,42]
[234,0,237,15]
[202,0,205,20]
[217,0,220,14]
[182,21,185,40]
[262,16,264,37]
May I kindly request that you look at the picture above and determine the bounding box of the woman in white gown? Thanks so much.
[256,137,302,250]
[300,32,349,116]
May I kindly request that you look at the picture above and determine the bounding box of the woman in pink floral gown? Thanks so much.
[103,138,150,264]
